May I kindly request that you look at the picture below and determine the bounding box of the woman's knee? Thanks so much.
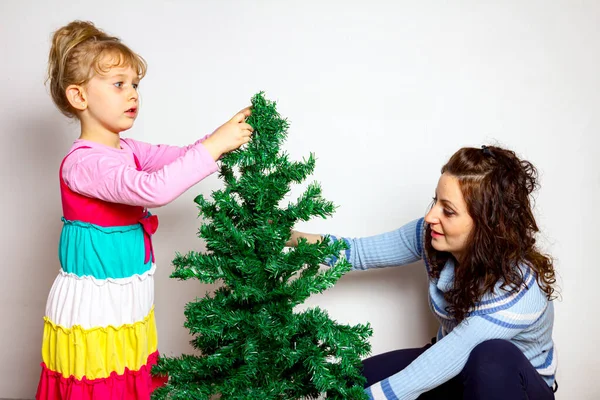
[463,340,523,379]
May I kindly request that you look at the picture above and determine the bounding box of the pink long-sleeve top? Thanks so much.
[61,136,218,208]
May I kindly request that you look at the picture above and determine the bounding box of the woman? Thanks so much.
[288,145,557,400]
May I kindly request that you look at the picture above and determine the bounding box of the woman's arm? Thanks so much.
[289,218,425,271]
[366,281,550,399]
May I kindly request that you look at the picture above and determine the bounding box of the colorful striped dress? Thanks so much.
[36,138,218,400]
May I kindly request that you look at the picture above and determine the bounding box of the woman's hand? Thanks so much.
[286,230,324,247]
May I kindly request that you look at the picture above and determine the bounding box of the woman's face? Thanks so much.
[425,173,474,260]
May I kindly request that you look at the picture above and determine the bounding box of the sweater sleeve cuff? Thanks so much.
[368,379,399,400]
[323,234,339,266]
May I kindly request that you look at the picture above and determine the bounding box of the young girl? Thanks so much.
[289,145,558,400]
[37,20,253,399]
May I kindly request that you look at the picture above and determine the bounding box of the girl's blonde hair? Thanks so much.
[47,20,147,118]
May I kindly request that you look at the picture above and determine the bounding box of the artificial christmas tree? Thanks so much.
[152,92,372,400]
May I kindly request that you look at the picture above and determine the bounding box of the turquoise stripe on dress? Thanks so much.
[59,218,152,279]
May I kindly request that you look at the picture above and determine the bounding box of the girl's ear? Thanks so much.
[66,84,88,111]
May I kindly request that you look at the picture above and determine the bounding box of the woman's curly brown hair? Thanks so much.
[424,145,557,322]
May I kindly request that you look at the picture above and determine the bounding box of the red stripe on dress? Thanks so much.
[35,351,167,400]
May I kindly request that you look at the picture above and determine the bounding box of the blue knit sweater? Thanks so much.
[328,218,556,400]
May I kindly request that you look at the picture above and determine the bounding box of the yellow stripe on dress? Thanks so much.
[41,306,158,380]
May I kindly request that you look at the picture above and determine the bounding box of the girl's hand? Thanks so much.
[203,107,254,160]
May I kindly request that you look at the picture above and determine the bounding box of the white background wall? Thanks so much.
[1,0,598,398]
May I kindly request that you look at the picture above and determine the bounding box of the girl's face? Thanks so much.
[425,173,474,260]
[81,64,140,136]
